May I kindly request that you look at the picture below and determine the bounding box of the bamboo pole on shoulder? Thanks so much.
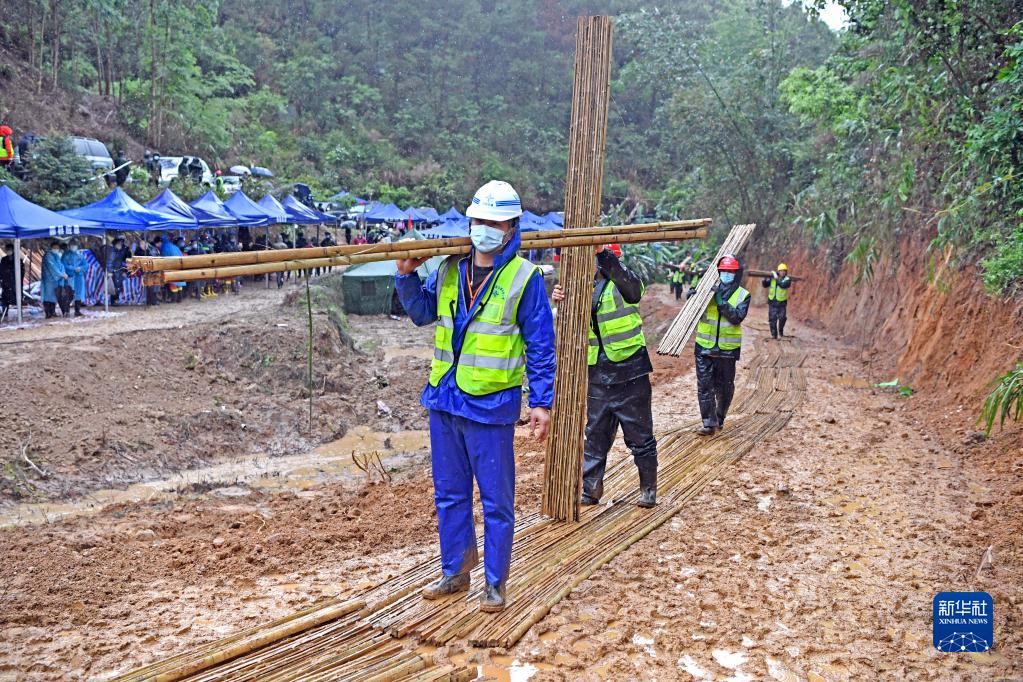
[541,16,614,522]
[128,219,711,274]
[140,228,707,286]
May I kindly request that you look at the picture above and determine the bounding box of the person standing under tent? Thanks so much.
[1,243,27,320]
[41,241,70,318]
[694,254,750,435]
[394,180,555,613]
[62,239,88,317]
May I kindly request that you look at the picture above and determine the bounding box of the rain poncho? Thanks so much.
[41,250,69,303]
[62,249,87,301]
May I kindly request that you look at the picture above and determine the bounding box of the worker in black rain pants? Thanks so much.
[552,243,658,508]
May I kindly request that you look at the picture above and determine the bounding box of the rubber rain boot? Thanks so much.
[581,480,603,506]
[421,572,470,600]
[636,458,657,508]
[480,582,507,613]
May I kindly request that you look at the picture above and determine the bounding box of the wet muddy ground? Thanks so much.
[0,284,1020,681]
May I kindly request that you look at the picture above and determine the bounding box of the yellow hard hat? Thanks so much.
[777,263,788,271]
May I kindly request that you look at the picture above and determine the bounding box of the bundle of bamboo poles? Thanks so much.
[541,15,614,522]
[132,220,708,286]
[656,223,757,357]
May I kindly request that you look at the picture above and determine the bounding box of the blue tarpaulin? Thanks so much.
[146,188,236,228]
[0,185,105,238]
[544,212,564,226]
[223,191,277,227]
[257,194,290,224]
[60,188,194,231]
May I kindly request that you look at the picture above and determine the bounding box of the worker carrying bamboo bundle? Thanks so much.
[694,254,751,435]
[552,244,658,508]
[394,180,555,614]
[762,263,792,339]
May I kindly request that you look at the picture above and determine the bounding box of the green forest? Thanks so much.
[0,0,1021,293]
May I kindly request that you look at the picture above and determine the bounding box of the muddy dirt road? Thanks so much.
[0,284,1019,681]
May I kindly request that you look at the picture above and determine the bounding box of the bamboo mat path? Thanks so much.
[112,327,805,682]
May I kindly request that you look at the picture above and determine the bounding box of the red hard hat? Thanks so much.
[0,126,11,136]
[717,255,740,271]
[607,243,622,258]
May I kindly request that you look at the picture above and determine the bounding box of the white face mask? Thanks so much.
[470,225,506,253]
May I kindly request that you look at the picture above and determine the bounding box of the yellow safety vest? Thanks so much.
[0,137,11,160]
[588,280,646,365]
[768,276,790,302]
[430,255,537,395]
[695,286,750,352]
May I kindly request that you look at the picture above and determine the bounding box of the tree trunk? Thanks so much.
[149,0,158,146]
[50,0,60,91]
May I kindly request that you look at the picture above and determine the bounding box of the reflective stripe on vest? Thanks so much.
[768,277,789,302]
[429,254,536,395]
[695,286,750,352]
[587,280,646,365]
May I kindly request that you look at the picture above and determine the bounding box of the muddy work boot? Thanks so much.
[580,481,603,506]
[421,573,470,600]
[695,424,716,436]
[480,582,507,613]
[636,458,657,508]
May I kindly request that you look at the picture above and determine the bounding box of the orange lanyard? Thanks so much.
[465,263,492,310]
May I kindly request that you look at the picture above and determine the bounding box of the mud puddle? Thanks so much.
[0,426,429,528]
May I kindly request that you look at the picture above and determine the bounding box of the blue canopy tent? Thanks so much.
[440,207,464,222]
[223,191,276,227]
[402,207,430,223]
[364,202,409,224]
[0,185,106,323]
[190,191,241,227]
[282,195,335,226]
[281,195,322,225]
[61,188,196,232]
[61,188,196,312]
[257,195,290,224]
[417,206,440,222]
[544,212,564,227]
[521,210,543,224]
[146,188,235,228]
[421,221,469,239]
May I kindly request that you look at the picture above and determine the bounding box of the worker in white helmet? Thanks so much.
[395,180,556,613]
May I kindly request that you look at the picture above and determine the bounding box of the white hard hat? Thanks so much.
[465,180,523,221]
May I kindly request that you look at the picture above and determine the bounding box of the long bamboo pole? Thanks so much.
[541,16,614,522]
[746,268,803,281]
[129,219,710,273]
[141,228,707,286]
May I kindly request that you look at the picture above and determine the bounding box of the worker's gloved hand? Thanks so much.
[529,407,551,443]
[772,270,778,279]
[714,289,724,306]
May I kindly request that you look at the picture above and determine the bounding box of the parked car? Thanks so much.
[158,155,214,185]
[220,175,242,195]
[70,136,114,171]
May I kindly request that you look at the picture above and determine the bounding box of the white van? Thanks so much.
[158,156,214,185]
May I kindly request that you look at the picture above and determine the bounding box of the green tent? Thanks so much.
[342,252,446,315]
